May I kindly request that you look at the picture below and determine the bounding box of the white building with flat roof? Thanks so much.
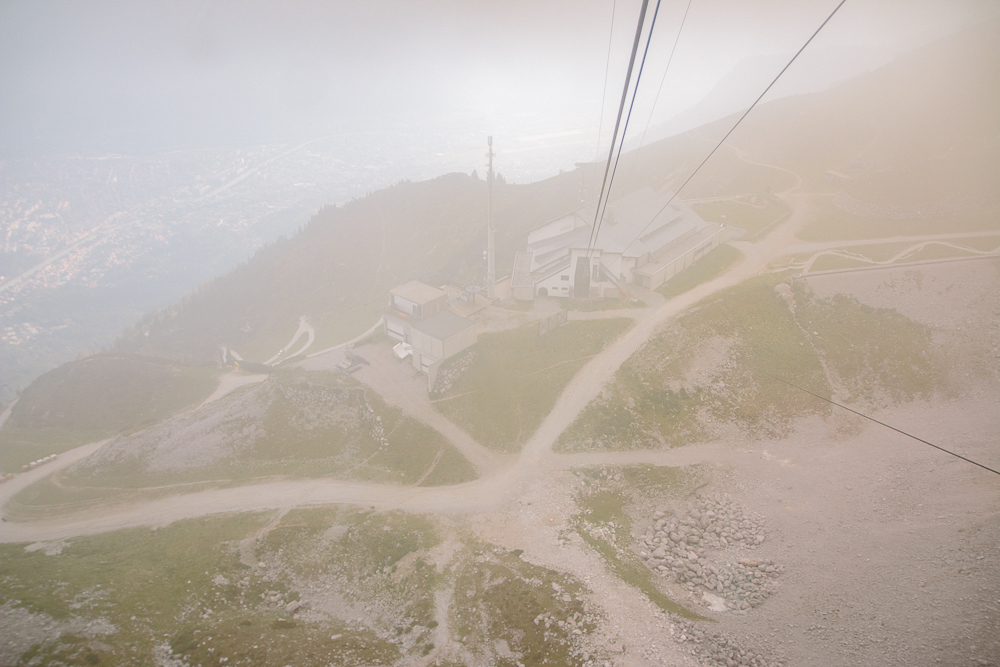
[510,187,725,300]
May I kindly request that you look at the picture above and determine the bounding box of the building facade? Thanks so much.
[384,280,478,388]
[510,187,726,300]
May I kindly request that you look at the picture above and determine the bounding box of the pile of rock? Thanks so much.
[672,618,781,667]
[430,349,477,397]
[637,496,782,611]
[357,395,389,448]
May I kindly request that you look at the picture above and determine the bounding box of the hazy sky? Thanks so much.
[1,0,996,157]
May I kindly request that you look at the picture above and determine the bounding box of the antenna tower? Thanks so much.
[486,136,496,299]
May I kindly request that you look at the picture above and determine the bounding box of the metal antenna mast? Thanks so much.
[486,136,496,299]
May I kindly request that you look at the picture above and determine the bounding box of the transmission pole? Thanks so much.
[486,136,496,299]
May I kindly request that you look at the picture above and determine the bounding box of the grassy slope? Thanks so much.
[0,506,607,666]
[434,319,632,453]
[580,276,829,450]
[691,198,791,239]
[115,169,609,366]
[798,198,1000,244]
[559,274,945,452]
[573,464,707,621]
[0,510,420,666]
[657,244,744,300]
[452,546,599,666]
[0,355,219,473]
[791,283,943,403]
[552,23,998,453]
[10,370,476,514]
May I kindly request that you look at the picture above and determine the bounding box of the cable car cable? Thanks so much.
[618,0,848,253]
[746,363,1000,477]
[590,0,665,255]
[625,0,695,186]
[587,0,652,255]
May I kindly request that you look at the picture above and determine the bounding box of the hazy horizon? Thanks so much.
[2,0,996,167]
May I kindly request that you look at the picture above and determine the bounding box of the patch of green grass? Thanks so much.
[263,507,438,579]
[0,427,98,474]
[0,509,432,666]
[6,355,220,436]
[418,446,479,486]
[5,478,231,522]
[256,507,441,649]
[435,319,632,453]
[653,278,831,434]
[238,373,473,486]
[690,199,791,239]
[792,282,943,403]
[452,544,600,666]
[0,514,270,660]
[12,370,476,514]
[657,244,744,301]
[560,277,831,451]
[556,378,705,453]
[355,416,477,486]
[572,466,705,621]
[170,612,399,667]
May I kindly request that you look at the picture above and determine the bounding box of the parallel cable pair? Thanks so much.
[612,0,849,252]
[587,0,654,255]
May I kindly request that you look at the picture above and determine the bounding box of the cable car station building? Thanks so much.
[510,187,725,301]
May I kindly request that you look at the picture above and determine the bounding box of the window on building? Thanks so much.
[592,265,600,282]
[561,275,569,281]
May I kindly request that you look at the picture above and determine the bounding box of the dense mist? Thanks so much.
[2,0,993,157]
[1,2,998,666]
